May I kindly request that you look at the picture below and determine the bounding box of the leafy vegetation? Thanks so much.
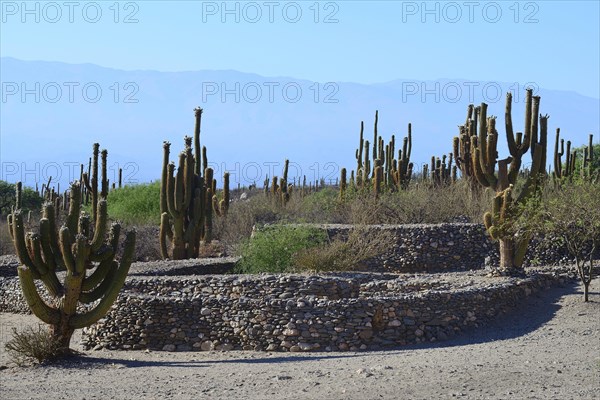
[0,180,42,215]
[235,224,328,274]
[105,181,161,225]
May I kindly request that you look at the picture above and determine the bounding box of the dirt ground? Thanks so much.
[0,277,598,400]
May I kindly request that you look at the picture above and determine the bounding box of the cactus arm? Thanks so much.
[11,211,40,278]
[222,172,230,216]
[70,230,135,329]
[193,108,203,176]
[90,200,108,252]
[505,92,518,154]
[523,89,533,147]
[202,146,208,176]
[160,142,171,214]
[81,257,116,292]
[7,214,14,240]
[79,261,117,303]
[159,212,171,259]
[174,152,186,213]
[472,149,490,187]
[17,266,61,325]
[166,163,179,218]
[477,103,488,171]
[553,129,563,178]
[65,183,82,236]
[183,150,194,211]
[59,227,76,274]
[27,233,63,296]
[373,110,378,162]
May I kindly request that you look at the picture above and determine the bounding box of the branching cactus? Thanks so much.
[553,128,576,182]
[352,111,413,194]
[160,108,217,259]
[213,172,230,217]
[469,89,548,275]
[8,150,136,351]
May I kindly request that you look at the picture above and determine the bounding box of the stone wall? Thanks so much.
[315,223,574,272]
[320,223,493,272]
[78,271,569,352]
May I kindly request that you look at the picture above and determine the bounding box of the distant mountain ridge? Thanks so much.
[1,57,598,188]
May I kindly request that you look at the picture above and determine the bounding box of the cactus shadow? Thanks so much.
[47,356,210,369]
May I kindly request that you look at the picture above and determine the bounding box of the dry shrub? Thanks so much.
[346,180,491,225]
[0,216,14,255]
[214,187,345,252]
[127,224,161,261]
[5,325,66,366]
[292,226,393,272]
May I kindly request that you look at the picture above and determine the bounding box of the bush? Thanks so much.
[292,227,393,272]
[105,181,161,225]
[0,180,43,215]
[5,325,66,366]
[235,224,328,274]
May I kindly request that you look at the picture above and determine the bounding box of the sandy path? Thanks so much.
[0,278,598,400]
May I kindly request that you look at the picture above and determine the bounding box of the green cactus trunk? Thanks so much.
[160,108,221,259]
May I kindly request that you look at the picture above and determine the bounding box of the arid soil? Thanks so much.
[0,278,598,400]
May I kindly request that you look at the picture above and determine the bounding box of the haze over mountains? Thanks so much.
[1,57,598,189]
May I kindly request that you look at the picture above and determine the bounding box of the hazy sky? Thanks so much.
[1,0,599,98]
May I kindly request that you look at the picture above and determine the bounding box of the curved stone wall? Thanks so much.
[78,271,568,352]
[321,223,493,272]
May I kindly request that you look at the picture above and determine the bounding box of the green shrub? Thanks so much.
[0,180,43,215]
[105,181,161,225]
[5,325,67,366]
[235,224,328,274]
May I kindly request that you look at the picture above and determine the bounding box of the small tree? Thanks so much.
[531,182,600,301]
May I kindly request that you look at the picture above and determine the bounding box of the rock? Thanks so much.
[298,342,313,351]
[162,344,176,351]
[200,341,213,351]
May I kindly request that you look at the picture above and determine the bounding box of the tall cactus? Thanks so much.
[160,108,215,260]
[8,145,136,351]
[553,128,576,182]
[339,168,347,201]
[213,172,230,217]
[469,89,547,275]
[352,111,413,194]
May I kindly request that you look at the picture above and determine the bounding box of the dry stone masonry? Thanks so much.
[0,222,580,353]
[78,270,569,352]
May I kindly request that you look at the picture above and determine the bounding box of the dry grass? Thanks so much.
[4,325,66,366]
[291,226,394,272]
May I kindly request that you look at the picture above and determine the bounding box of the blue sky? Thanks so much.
[1,1,599,98]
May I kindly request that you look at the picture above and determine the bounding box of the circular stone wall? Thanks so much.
[79,271,569,352]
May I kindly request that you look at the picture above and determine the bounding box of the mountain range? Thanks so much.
[1,57,598,189]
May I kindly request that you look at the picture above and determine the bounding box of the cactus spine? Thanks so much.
[8,145,136,351]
